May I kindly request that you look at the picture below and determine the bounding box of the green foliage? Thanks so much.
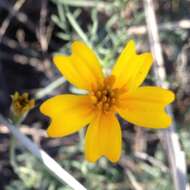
[4,0,190,189]
[51,0,135,67]
[5,143,175,190]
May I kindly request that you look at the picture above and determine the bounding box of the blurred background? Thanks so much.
[0,0,190,189]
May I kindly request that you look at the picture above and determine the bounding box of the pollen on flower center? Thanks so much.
[90,75,119,112]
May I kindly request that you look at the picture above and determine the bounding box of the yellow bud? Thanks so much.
[11,91,35,118]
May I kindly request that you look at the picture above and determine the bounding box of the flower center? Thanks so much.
[90,75,119,112]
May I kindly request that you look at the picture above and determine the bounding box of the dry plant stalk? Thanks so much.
[143,0,189,190]
[0,115,87,190]
[127,19,190,35]
[0,0,26,43]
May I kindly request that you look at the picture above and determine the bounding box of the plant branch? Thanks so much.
[143,0,189,190]
[0,0,26,43]
[0,115,86,190]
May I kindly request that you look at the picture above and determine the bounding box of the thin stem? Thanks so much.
[79,128,85,151]
[35,77,66,99]
[0,115,87,190]
[9,137,17,169]
[143,0,189,190]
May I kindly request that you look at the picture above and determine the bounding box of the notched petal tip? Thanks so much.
[40,103,55,137]
[106,155,120,163]
[39,102,48,116]
[71,40,86,48]
[40,103,59,137]
[127,39,136,48]
[140,52,153,66]
[40,98,57,117]
[53,54,62,63]
[71,41,94,56]
[46,124,60,138]
[167,90,175,104]
[146,52,153,62]
[85,155,120,163]
[53,41,103,90]
[52,54,58,63]
[158,113,172,129]
[46,125,52,137]
[121,39,136,55]
[85,155,100,163]
[53,55,63,70]
[53,54,71,67]
[156,88,175,105]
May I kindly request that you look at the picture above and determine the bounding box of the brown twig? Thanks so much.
[0,0,26,43]
[36,0,54,78]
[127,19,190,35]
[0,124,46,137]
[143,0,189,190]
[38,0,48,52]
[0,1,36,34]
[0,115,87,190]
[126,170,143,190]
[134,152,168,173]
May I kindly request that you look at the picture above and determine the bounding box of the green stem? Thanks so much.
[9,114,25,171]
[79,128,85,151]
[9,137,17,169]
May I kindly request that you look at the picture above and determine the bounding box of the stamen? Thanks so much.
[111,98,116,104]
[104,75,115,87]
[104,103,110,110]
[97,101,103,109]
[107,97,111,103]
[109,91,115,97]
[96,91,102,98]
[90,75,119,112]
[102,90,108,95]
[102,96,107,102]
[91,96,98,104]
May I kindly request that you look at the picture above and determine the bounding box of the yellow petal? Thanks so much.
[112,40,135,88]
[126,53,153,91]
[40,95,95,137]
[117,87,175,128]
[53,41,104,90]
[85,112,121,162]
[112,40,153,91]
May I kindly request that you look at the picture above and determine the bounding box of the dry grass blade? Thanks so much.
[0,115,87,190]
[0,0,26,43]
[127,19,190,35]
[143,0,189,190]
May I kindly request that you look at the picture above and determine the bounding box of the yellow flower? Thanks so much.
[40,40,175,162]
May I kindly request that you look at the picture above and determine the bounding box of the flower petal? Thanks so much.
[85,112,121,162]
[117,87,175,128]
[53,41,104,90]
[112,40,153,91]
[40,95,95,137]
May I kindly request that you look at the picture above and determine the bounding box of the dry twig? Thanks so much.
[127,19,190,35]
[134,152,168,173]
[37,0,54,78]
[143,0,189,190]
[0,115,86,190]
[0,0,26,43]
[0,1,36,34]
[0,124,46,137]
